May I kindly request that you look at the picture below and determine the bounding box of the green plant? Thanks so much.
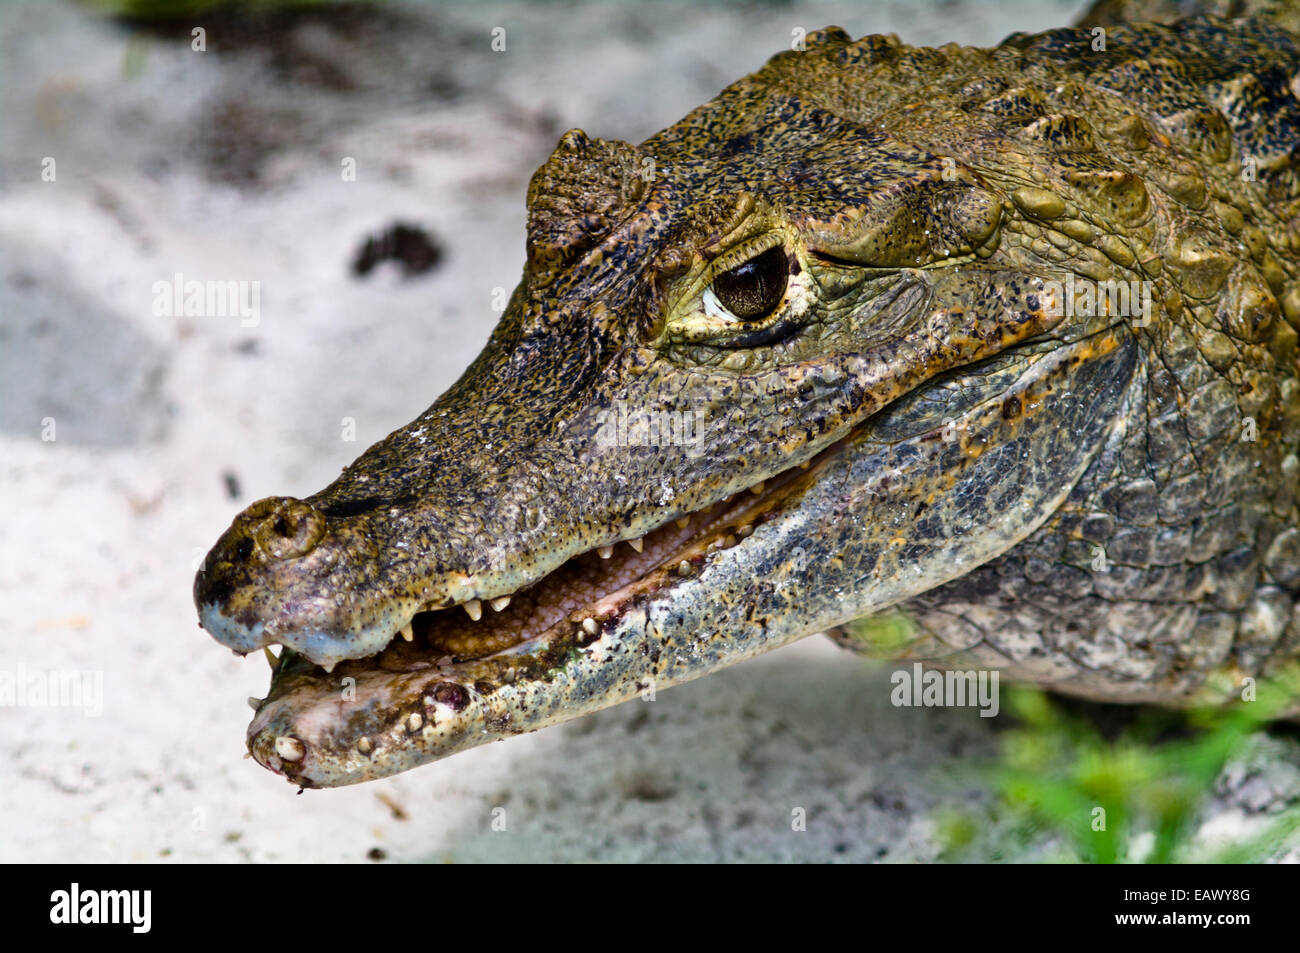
[943,667,1300,863]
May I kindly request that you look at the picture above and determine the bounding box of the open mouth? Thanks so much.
[270,447,828,685]
[246,439,843,784]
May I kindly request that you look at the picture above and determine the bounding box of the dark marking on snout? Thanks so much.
[432,682,469,711]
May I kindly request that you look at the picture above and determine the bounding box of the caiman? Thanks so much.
[195,4,1300,787]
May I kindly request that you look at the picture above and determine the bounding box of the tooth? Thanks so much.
[490,596,512,612]
[463,599,483,621]
[247,696,262,710]
[581,617,600,636]
[263,646,280,672]
[357,737,373,755]
[598,545,614,559]
[675,517,690,529]
[627,537,644,553]
[399,622,414,641]
[677,560,692,577]
[749,481,765,495]
[274,736,305,762]
[406,713,423,732]
[738,524,754,538]
[323,662,336,674]
[798,462,810,470]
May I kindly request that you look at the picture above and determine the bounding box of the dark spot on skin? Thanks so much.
[432,681,469,710]
[719,131,755,158]
[318,495,417,519]
[1001,395,1021,419]
[367,847,386,861]
[234,538,254,562]
[722,317,802,348]
[202,573,235,606]
[352,223,444,278]
[473,679,497,697]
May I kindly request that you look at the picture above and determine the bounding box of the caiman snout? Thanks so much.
[243,497,326,561]
[194,494,394,667]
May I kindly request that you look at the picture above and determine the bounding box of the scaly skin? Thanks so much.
[195,13,1300,787]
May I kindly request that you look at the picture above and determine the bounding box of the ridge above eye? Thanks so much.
[709,245,789,321]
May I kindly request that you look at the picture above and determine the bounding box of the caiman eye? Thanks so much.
[708,245,788,321]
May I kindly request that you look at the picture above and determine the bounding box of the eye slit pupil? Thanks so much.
[711,245,789,321]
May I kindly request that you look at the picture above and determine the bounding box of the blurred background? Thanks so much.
[3,0,1297,863]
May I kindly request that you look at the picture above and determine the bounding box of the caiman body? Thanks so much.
[196,11,1300,787]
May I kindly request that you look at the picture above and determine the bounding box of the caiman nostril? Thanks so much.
[245,497,327,561]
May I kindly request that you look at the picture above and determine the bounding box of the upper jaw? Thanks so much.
[198,447,822,674]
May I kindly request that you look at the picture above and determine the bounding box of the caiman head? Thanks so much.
[196,28,1143,786]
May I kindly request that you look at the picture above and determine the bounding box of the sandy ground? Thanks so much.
[2,0,1296,863]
